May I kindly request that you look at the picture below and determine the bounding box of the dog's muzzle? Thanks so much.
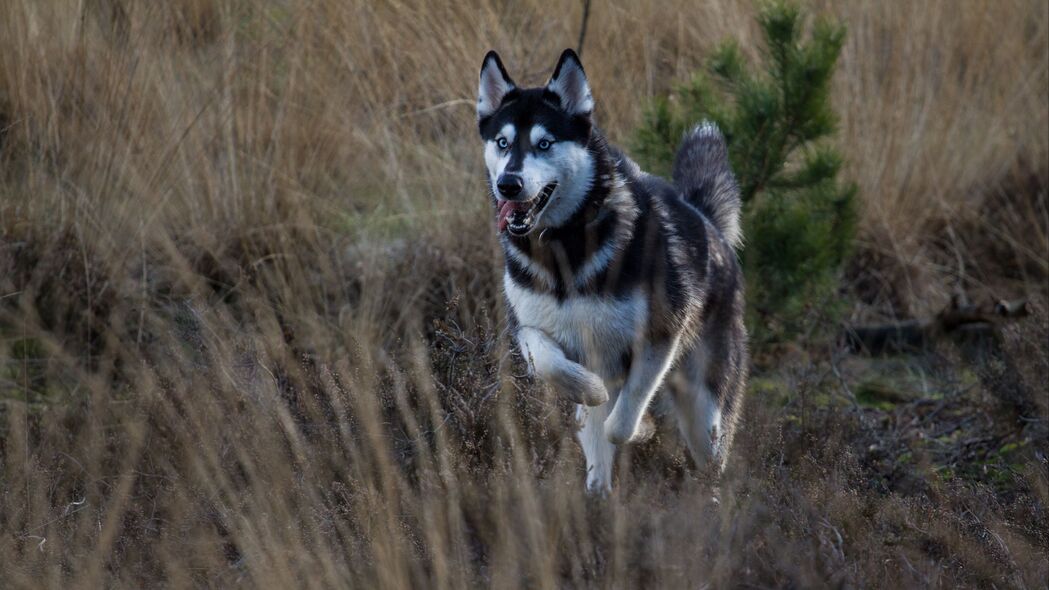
[497,181,557,236]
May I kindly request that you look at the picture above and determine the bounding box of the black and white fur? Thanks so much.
[478,49,748,494]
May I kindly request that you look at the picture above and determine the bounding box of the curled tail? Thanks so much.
[672,122,742,249]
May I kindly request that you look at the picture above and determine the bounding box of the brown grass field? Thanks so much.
[1,0,1047,587]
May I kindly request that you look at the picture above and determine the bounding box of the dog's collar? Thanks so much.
[536,196,609,244]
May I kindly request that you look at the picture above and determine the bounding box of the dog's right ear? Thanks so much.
[477,51,516,121]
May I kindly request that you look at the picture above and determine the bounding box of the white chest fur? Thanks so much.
[504,273,645,379]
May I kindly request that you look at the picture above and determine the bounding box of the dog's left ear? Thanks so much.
[546,49,593,117]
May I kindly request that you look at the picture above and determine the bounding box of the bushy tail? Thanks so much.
[672,122,742,249]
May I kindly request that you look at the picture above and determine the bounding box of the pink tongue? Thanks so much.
[497,200,530,232]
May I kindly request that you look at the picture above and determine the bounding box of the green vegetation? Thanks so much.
[632,1,857,342]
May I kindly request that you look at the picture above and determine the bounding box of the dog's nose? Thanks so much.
[497,174,524,198]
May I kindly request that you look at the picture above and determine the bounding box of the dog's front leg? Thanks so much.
[517,327,609,406]
[576,402,615,495]
[604,336,680,444]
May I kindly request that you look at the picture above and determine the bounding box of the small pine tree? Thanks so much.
[632,1,857,343]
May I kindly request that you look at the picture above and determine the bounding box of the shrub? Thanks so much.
[632,1,857,343]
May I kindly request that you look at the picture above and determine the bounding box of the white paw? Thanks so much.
[634,412,657,443]
[603,407,637,445]
[585,468,612,496]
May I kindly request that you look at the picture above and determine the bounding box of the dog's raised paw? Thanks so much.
[549,363,608,406]
[575,370,609,406]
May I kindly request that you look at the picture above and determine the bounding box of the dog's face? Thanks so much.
[477,49,596,237]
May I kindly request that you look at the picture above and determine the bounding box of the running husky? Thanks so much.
[477,49,748,494]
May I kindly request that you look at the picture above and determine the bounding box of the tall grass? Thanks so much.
[1,1,1046,587]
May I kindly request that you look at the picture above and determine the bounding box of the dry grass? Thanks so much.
[0,0,1046,587]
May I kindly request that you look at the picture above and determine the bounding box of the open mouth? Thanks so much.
[497,181,557,236]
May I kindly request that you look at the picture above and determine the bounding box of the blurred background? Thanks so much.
[0,1,1046,587]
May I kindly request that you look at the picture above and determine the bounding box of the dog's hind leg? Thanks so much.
[670,335,745,473]
[668,346,722,470]
[517,327,609,406]
[576,402,616,494]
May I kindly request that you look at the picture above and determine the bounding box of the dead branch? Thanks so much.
[577,0,592,57]
[845,297,1029,355]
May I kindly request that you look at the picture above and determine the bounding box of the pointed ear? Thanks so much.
[477,51,516,120]
[546,49,593,117]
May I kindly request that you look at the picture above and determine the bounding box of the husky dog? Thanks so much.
[477,49,747,494]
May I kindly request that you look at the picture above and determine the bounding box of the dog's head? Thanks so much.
[477,49,596,237]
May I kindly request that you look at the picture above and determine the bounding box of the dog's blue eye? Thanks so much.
[497,138,509,149]
[538,139,552,150]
